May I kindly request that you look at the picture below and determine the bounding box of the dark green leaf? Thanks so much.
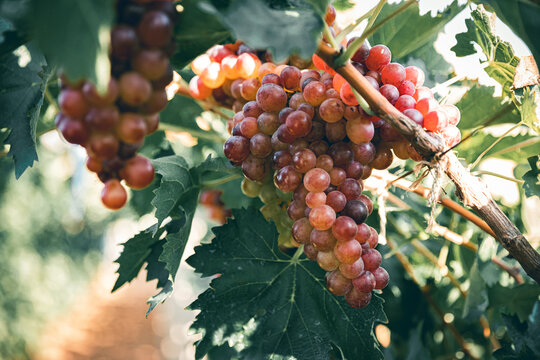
[28,0,114,90]
[171,0,232,70]
[521,156,540,198]
[152,155,193,228]
[0,42,49,178]
[451,7,520,94]
[369,2,464,59]
[187,208,386,360]
[479,0,540,66]
[494,301,540,359]
[488,284,540,322]
[146,280,174,315]
[112,224,162,292]
[203,0,325,61]
[455,84,520,130]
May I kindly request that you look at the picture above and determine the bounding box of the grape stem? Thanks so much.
[336,0,416,66]
[158,122,227,143]
[323,23,339,51]
[291,245,304,262]
[200,174,241,188]
[316,42,540,284]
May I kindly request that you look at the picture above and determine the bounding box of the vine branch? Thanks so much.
[316,43,540,284]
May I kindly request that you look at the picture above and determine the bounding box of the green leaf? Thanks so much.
[152,155,194,228]
[171,0,232,70]
[331,0,354,11]
[488,284,540,322]
[28,0,114,90]
[479,0,540,66]
[521,156,540,198]
[187,208,386,360]
[451,6,520,94]
[369,2,464,59]
[494,301,540,359]
[0,42,49,178]
[147,280,174,315]
[521,86,540,134]
[203,0,325,61]
[112,224,162,292]
[462,260,488,320]
[455,84,520,130]
[456,131,539,164]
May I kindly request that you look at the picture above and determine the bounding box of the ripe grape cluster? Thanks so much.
[219,36,461,307]
[199,189,232,224]
[55,0,177,210]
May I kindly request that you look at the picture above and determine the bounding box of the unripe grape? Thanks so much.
[317,250,340,271]
[304,168,331,192]
[309,205,336,230]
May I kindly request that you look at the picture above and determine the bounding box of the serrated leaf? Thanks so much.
[455,84,520,130]
[521,156,540,198]
[112,224,162,292]
[494,301,540,359]
[462,260,488,320]
[0,42,49,178]
[521,86,540,134]
[451,6,520,94]
[479,0,540,67]
[28,0,113,90]
[171,0,232,70]
[187,208,386,360]
[369,2,464,59]
[203,0,325,61]
[488,284,540,322]
[146,280,174,316]
[152,155,193,227]
[456,131,538,163]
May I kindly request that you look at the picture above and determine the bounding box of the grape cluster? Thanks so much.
[199,189,232,224]
[55,0,177,210]
[219,35,461,307]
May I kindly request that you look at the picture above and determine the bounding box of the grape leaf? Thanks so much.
[202,0,325,61]
[478,0,540,66]
[369,2,464,60]
[112,224,162,292]
[455,84,520,130]
[0,42,49,178]
[456,131,538,164]
[477,237,501,286]
[28,0,114,91]
[187,208,386,360]
[494,301,540,359]
[451,6,520,94]
[171,0,232,70]
[521,86,540,134]
[521,156,540,198]
[488,284,540,322]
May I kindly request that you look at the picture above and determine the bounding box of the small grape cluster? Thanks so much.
[199,189,232,224]
[220,35,461,307]
[55,0,177,210]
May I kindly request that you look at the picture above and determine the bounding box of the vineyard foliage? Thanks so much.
[0,0,540,359]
